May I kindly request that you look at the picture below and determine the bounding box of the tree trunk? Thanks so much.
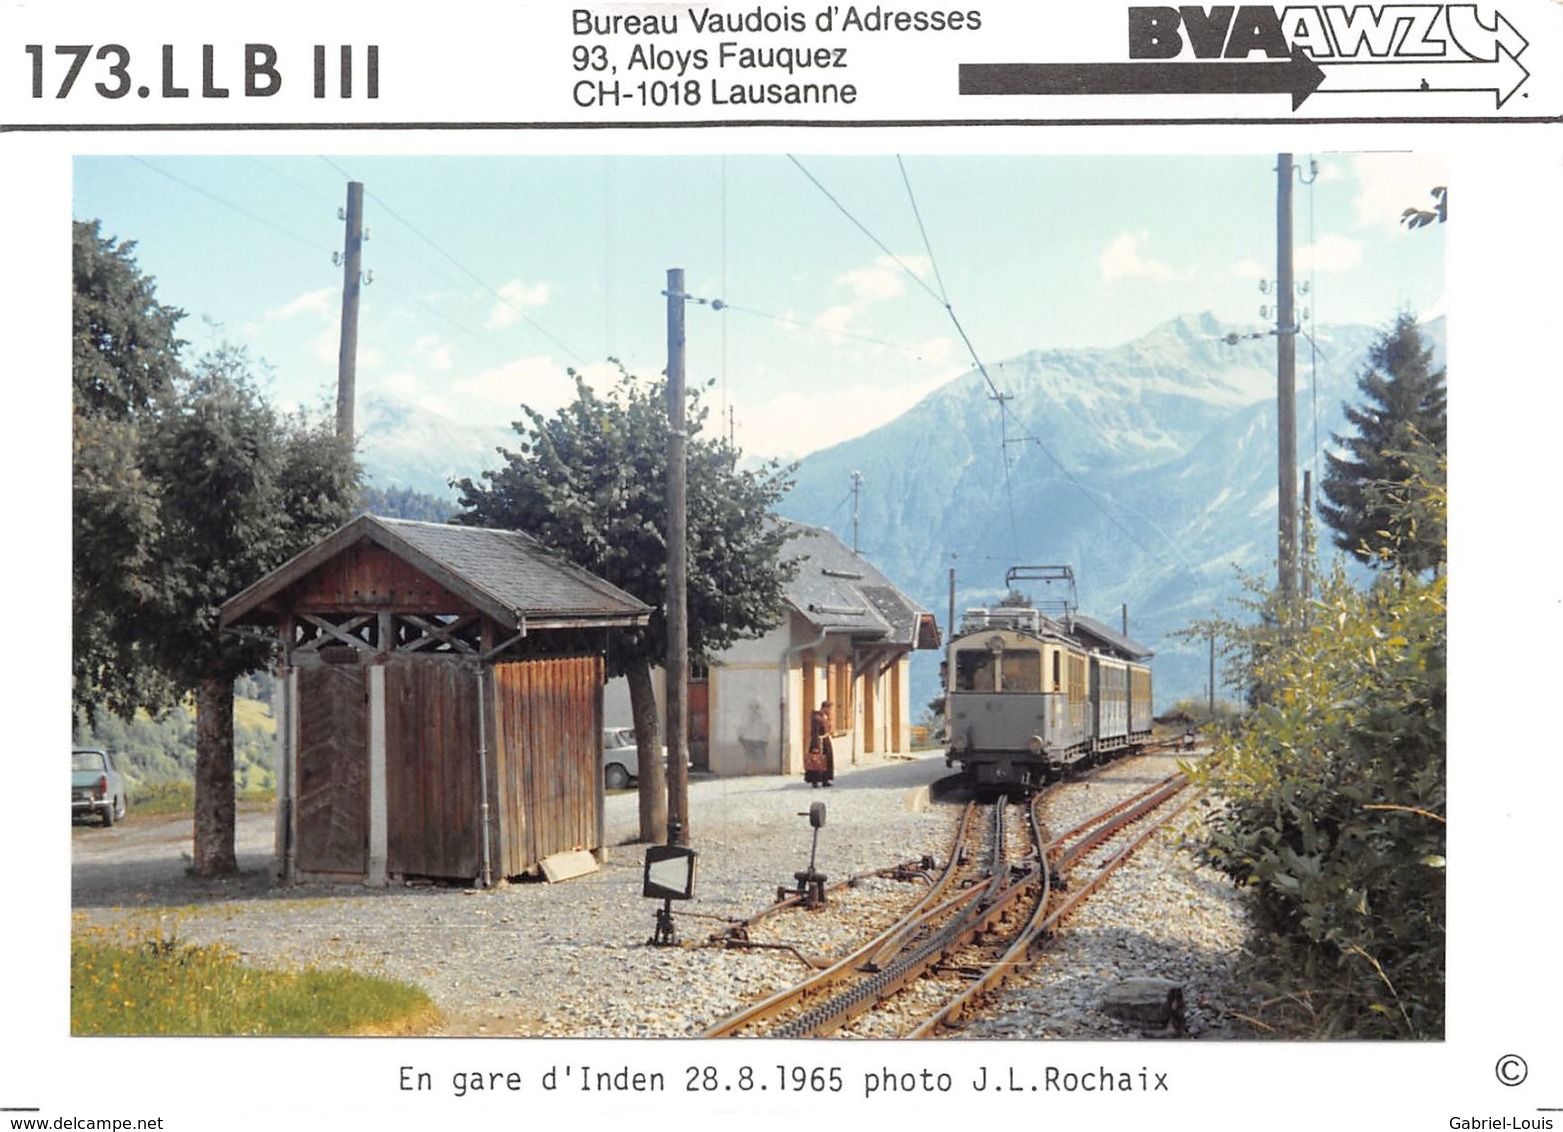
[625,655,667,844]
[192,676,238,876]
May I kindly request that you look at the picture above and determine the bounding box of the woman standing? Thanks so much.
[806,700,835,787]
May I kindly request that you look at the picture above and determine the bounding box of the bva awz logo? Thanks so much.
[1128,5,1530,106]
[957,2,1530,110]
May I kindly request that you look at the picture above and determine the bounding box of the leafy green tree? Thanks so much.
[1401,186,1447,230]
[136,349,358,873]
[358,483,456,522]
[72,221,360,874]
[73,221,187,719]
[1318,313,1446,576]
[454,366,796,842]
[73,220,185,418]
[1189,458,1446,1038]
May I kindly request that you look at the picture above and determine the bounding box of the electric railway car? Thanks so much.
[943,568,1153,790]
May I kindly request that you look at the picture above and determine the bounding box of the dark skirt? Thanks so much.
[805,737,835,784]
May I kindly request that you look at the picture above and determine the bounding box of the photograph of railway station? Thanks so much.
[68,152,1445,1042]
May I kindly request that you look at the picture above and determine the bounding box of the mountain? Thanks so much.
[356,393,512,499]
[354,311,1446,715]
[776,312,1446,713]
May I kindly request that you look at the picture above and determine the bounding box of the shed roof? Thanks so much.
[779,520,939,650]
[220,514,652,633]
[1070,612,1155,662]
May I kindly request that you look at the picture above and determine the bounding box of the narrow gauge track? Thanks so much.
[702,759,1197,1039]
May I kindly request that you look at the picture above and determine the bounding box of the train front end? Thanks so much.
[943,605,1089,790]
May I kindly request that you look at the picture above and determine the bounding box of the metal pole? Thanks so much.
[947,567,956,644]
[336,180,364,440]
[851,470,862,553]
[1302,468,1313,602]
[1277,155,1299,603]
[665,268,691,847]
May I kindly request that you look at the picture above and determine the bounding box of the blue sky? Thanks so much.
[72,152,1446,461]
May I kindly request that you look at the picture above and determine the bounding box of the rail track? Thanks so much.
[701,752,1200,1039]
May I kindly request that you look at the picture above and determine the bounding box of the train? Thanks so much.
[943,566,1153,790]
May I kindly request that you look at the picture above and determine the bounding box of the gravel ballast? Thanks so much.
[70,747,1257,1038]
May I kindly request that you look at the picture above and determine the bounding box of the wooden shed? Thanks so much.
[219,514,651,886]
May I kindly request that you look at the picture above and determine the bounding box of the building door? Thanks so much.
[385,660,482,881]
[295,664,369,876]
[800,656,816,769]
[863,669,877,754]
[891,663,903,752]
[688,676,710,771]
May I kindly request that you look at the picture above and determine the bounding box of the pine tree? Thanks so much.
[1318,313,1447,575]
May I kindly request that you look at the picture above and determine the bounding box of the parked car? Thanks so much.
[72,747,127,826]
[602,727,675,791]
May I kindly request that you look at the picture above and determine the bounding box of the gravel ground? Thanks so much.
[70,747,1258,1038]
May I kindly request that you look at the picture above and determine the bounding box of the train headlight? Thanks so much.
[1027,734,1045,755]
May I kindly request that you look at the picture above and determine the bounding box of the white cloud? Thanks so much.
[814,304,859,337]
[807,254,931,338]
[838,255,928,302]
[1297,233,1363,273]
[1229,234,1361,281]
[415,334,454,372]
[452,354,576,416]
[1099,231,1185,282]
[731,369,953,459]
[265,286,336,322]
[1350,153,1448,231]
[485,279,553,330]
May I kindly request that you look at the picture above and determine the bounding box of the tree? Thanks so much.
[72,222,359,875]
[72,221,186,719]
[1193,568,1446,1037]
[454,366,796,843]
[137,349,358,874]
[1186,452,1446,1037]
[72,220,185,418]
[1318,313,1446,576]
[1401,186,1447,230]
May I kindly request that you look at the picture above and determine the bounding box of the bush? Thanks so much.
[1192,563,1445,1038]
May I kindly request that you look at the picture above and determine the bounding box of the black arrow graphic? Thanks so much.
[960,47,1327,111]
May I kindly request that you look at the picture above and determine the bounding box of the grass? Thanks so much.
[71,919,438,1036]
[129,780,276,816]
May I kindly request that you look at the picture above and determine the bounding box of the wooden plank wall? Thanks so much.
[385,659,483,880]
[295,665,369,876]
[287,541,471,616]
[491,655,603,878]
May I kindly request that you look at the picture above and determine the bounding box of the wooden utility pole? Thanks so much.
[1276,154,1299,603]
[336,180,365,440]
[665,268,691,847]
[1208,630,1217,719]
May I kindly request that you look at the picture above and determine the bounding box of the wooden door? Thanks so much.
[296,665,369,876]
[385,660,482,881]
[688,677,709,770]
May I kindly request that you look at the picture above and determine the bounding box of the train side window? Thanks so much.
[955,650,993,692]
[1001,650,1042,693]
[1051,651,1061,692]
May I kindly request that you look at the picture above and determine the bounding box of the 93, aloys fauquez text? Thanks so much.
[624,41,849,76]
[572,6,982,36]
